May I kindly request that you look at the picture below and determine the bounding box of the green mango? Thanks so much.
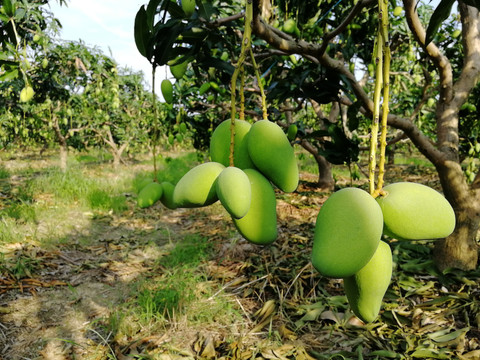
[198,82,211,95]
[233,169,277,245]
[137,181,163,208]
[170,60,188,79]
[283,19,297,34]
[376,182,455,240]
[247,120,298,193]
[173,162,225,208]
[181,0,195,17]
[210,119,255,169]
[161,79,173,104]
[179,122,187,134]
[135,177,154,194]
[216,167,251,219]
[312,187,383,278]
[344,241,392,323]
[286,124,297,141]
[160,181,177,210]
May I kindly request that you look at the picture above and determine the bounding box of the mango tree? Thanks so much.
[137,0,480,271]
[134,0,358,189]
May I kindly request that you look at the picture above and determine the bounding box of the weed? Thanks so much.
[1,202,37,222]
[137,287,182,318]
[160,234,211,268]
[157,152,201,184]
[0,166,10,179]
[0,217,24,243]
[0,252,39,280]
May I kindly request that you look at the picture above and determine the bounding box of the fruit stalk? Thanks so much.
[151,66,158,181]
[376,3,391,194]
[369,0,391,197]
[229,0,253,166]
[240,65,246,120]
[249,48,268,120]
[368,36,383,196]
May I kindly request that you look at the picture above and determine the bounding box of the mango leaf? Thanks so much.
[425,0,456,45]
[152,19,186,66]
[145,0,162,30]
[411,348,450,359]
[0,68,18,81]
[134,6,151,60]
[3,0,15,17]
[369,350,404,359]
[427,327,470,343]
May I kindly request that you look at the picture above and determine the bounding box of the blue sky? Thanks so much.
[46,0,166,94]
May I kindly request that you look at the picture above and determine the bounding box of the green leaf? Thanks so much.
[3,0,15,17]
[369,350,403,359]
[425,0,456,45]
[0,68,18,81]
[134,5,151,60]
[427,327,470,343]
[411,348,450,359]
[146,0,162,30]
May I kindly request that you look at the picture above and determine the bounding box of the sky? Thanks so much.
[46,0,166,95]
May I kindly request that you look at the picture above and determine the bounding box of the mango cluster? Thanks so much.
[136,119,299,245]
[311,182,455,323]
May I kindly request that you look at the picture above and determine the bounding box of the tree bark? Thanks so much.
[59,143,68,173]
[300,139,335,190]
[52,119,68,172]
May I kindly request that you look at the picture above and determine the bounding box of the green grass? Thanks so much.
[0,166,10,179]
[134,151,203,189]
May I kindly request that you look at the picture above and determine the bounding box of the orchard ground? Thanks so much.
[0,149,479,359]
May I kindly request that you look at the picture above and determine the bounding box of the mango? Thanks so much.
[136,177,154,194]
[247,120,299,193]
[160,181,177,210]
[233,169,277,245]
[137,181,163,208]
[173,162,225,208]
[210,119,255,169]
[198,82,211,95]
[376,182,455,240]
[216,167,251,219]
[170,60,188,79]
[344,240,393,323]
[20,86,34,102]
[311,187,383,278]
[181,0,195,17]
[286,124,298,142]
[161,79,173,104]
[393,6,403,16]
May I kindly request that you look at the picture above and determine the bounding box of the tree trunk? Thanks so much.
[315,154,335,190]
[52,119,68,172]
[433,161,480,271]
[59,142,68,173]
[300,139,335,190]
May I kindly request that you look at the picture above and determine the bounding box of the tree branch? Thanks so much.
[453,3,480,107]
[403,0,453,103]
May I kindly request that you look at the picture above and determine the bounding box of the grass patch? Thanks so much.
[160,234,211,268]
[134,152,202,188]
[0,202,36,223]
[30,166,131,213]
[0,166,10,179]
[87,189,128,213]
